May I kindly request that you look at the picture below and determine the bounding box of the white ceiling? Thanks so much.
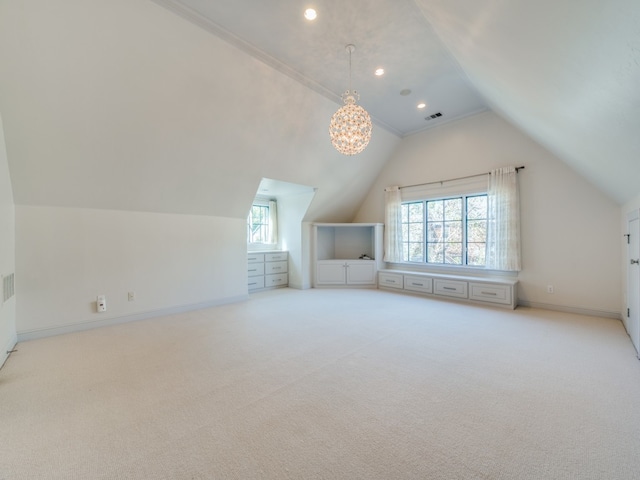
[0,0,638,220]
[154,0,489,136]
[155,0,640,204]
[0,0,402,222]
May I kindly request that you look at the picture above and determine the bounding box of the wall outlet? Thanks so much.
[547,285,554,294]
[128,291,135,302]
[97,295,107,312]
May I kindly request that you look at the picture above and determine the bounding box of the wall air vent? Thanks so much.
[425,112,443,121]
[3,273,15,303]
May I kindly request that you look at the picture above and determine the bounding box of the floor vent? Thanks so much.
[3,273,15,303]
[425,112,443,121]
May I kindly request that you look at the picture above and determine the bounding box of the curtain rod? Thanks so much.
[397,166,525,190]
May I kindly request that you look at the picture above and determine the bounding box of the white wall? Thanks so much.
[0,0,401,340]
[355,112,622,316]
[16,206,247,339]
[0,113,16,365]
[278,192,316,289]
[0,0,400,224]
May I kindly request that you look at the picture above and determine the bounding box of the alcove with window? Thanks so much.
[246,178,315,292]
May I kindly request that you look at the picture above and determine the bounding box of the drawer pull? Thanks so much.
[249,282,257,286]
[411,282,424,287]
[385,279,396,283]
[248,269,257,272]
[481,291,497,296]
[273,266,281,270]
[443,286,456,291]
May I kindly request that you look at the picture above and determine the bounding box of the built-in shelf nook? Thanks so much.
[312,223,383,287]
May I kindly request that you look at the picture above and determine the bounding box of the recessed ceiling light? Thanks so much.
[304,8,317,20]
[375,68,385,76]
[417,103,427,109]
[400,89,411,96]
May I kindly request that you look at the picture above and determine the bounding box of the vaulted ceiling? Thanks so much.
[156,0,640,204]
[154,0,489,136]
[0,0,638,223]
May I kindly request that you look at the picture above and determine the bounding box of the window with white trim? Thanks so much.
[248,203,270,244]
[400,194,487,267]
[247,198,278,245]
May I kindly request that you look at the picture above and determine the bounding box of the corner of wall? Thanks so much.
[0,111,17,367]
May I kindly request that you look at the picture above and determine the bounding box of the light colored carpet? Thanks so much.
[1,288,640,479]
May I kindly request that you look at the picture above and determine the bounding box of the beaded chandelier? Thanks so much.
[329,45,372,156]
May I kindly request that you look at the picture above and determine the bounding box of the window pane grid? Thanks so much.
[248,204,270,244]
[465,195,487,266]
[426,198,462,265]
[401,202,424,262]
[400,194,487,267]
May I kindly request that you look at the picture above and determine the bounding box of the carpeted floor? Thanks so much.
[2,288,640,479]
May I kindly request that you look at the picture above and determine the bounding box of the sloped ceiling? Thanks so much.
[158,0,640,204]
[154,0,488,136]
[415,0,640,203]
[0,0,638,222]
[0,0,400,222]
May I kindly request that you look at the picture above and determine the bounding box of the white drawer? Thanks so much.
[265,261,287,275]
[247,253,265,263]
[265,252,288,262]
[247,263,265,277]
[265,273,287,287]
[404,275,433,294]
[378,272,403,289]
[469,283,512,305]
[434,279,468,298]
[248,276,265,291]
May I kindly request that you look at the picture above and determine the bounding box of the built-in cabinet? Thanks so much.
[315,260,377,285]
[312,223,383,287]
[248,251,288,292]
[379,269,518,309]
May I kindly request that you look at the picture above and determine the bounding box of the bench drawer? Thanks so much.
[434,279,468,298]
[378,272,403,289]
[469,283,512,305]
[403,275,433,294]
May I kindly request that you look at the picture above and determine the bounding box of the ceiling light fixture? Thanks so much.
[417,103,426,109]
[329,44,372,156]
[375,68,385,76]
[304,8,317,20]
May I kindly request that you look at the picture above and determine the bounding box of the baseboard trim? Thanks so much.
[1,332,18,369]
[518,300,622,320]
[17,295,249,342]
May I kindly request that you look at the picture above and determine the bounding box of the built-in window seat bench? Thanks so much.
[378,269,518,309]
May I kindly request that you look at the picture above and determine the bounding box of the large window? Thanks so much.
[400,194,487,267]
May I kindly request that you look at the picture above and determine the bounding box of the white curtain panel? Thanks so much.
[268,200,278,245]
[384,186,403,263]
[486,167,521,271]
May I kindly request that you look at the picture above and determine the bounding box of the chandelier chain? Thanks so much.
[348,45,352,93]
[329,43,372,156]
